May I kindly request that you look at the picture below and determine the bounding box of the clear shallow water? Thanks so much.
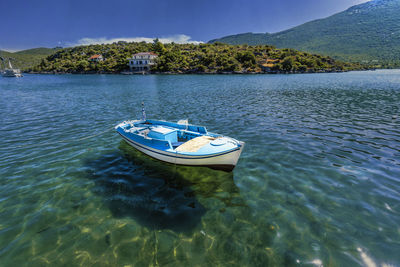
[0,71,399,266]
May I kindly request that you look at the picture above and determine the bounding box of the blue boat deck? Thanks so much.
[116,119,240,156]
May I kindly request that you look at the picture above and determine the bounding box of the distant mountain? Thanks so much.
[209,0,400,66]
[0,47,62,70]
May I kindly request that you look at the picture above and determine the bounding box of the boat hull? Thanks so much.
[119,132,244,172]
[2,73,22,77]
[2,69,22,77]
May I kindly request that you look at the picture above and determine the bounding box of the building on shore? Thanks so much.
[89,54,104,62]
[127,52,158,72]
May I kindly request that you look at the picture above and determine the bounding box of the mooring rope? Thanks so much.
[1,126,114,151]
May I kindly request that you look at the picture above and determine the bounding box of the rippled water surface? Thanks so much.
[1,71,400,266]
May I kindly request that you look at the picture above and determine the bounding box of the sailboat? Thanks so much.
[1,57,22,77]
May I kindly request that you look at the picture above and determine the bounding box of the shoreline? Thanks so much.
[24,68,374,75]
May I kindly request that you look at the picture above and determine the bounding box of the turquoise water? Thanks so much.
[1,71,399,266]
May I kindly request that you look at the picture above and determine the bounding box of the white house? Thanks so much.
[128,52,158,71]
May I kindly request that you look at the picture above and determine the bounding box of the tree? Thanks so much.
[281,57,294,71]
[236,51,256,64]
[152,38,166,55]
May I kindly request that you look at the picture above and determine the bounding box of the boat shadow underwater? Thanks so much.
[84,140,244,233]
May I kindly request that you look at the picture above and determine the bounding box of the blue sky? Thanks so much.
[1,0,369,51]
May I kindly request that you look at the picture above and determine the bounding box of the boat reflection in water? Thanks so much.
[85,141,245,233]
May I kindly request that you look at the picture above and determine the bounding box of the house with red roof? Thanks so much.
[88,54,104,62]
[128,52,158,72]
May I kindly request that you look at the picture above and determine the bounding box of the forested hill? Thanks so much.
[209,0,400,67]
[30,41,366,74]
[0,47,61,69]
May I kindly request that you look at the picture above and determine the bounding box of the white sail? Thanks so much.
[1,59,22,77]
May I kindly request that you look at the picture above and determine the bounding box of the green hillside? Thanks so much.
[0,47,62,70]
[30,41,365,74]
[209,0,400,67]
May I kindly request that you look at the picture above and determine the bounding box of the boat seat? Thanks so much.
[183,130,201,135]
[127,127,146,133]
[175,136,215,152]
